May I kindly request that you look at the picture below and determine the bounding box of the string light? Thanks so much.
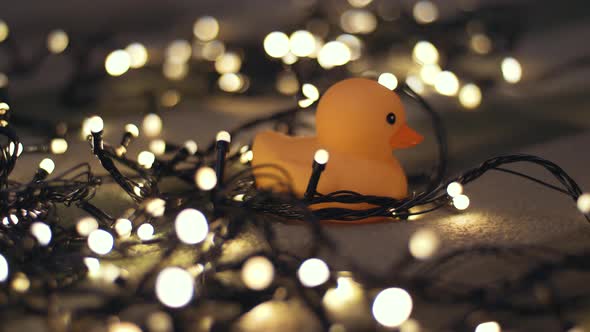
[175,209,209,245]
[241,256,274,290]
[138,151,156,169]
[413,41,439,65]
[340,9,377,34]
[434,71,460,96]
[201,40,225,61]
[264,31,290,58]
[47,30,69,54]
[137,223,155,241]
[577,193,590,214]
[218,73,244,92]
[150,139,167,156]
[318,41,351,69]
[0,254,8,282]
[501,57,522,83]
[475,321,501,332]
[348,0,373,7]
[446,182,463,197]
[166,40,192,64]
[105,50,131,76]
[87,229,114,255]
[0,20,8,42]
[8,141,23,157]
[108,322,142,332]
[335,34,362,61]
[413,1,439,24]
[115,218,133,238]
[314,149,330,165]
[276,71,299,95]
[184,140,198,155]
[420,64,441,85]
[193,16,219,42]
[50,138,68,154]
[471,33,492,54]
[146,198,166,217]
[82,115,104,137]
[453,194,470,210]
[409,228,440,259]
[378,73,398,90]
[215,52,241,74]
[76,217,99,237]
[406,75,425,94]
[297,258,330,287]
[289,30,316,57]
[372,288,413,328]
[39,158,55,175]
[195,166,217,191]
[156,267,194,308]
[142,113,163,137]
[125,43,149,68]
[163,61,188,80]
[31,222,52,246]
[302,83,320,101]
[12,273,30,293]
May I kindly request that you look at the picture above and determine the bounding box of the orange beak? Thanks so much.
[389,124,424,149]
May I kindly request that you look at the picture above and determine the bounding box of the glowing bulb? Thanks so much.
[161,89,181,108]
[475,321,501,332]
[298,98,315,108]
[302,83,320,101]
[47,30,68,54]
[413,1,438,24]
[282,52,298,65]
[125,43,148,68]
[314,149,330,165]
[124,123,139,138]
[218,73,244,92]
[335,34,362,60]
[318,41,351,69]
[501,57,522,83]
[50,138,68,154]
[241,256,274,290]
[156,267,194,308]
[138,151,156,169]
[378,73,398,90]
[88,115,104,133]
[471,33,492,55]
[150,139,166,156]
[276,71,299,95]
[0,254,9,282]
[413,41,439,65]
[87,229,114,255]
[105,50,131,76]
[8,142,23,157]
[577,193,590,214]
[143,113,163,137]
[0,20,9,42]
[420,64,441,85]
[175,209,209,245]
[289,30,316,57]
[166,40,192,64]
[446,182,463,197]
[12,273,29,292]
[145,198,166,217]
[340,9,377,34]
[348,0,373,8]
[193,16,219,41]
[109,322,142,332]
[184,140,198,154]
[77,217,98,237]
[115,218,132,237]
[264,31,290,58]
[214,52,241,74]
[163,61,188,80]
[195,167,217,190]
[216,131,231,143]
[453,194,470,210]
[201,40,225,61]
[298,258,330,287]
[406,75,424,94]
[409,228,439,259]
[137,223,155,241]
[31,222,52,246]
[459,83,482,109]
[372,288,413,328]
[39,158,55,174]
[434,71,459,96]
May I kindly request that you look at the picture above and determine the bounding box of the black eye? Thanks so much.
[386,112,396,125]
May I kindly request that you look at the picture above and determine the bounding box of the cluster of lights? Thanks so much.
[447,181,470,210]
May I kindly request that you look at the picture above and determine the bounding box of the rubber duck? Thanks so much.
[252,78,423,203]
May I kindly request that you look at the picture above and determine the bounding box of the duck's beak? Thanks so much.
[389,124,424,149]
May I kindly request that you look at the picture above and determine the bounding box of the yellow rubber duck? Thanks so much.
[252,78,423,202]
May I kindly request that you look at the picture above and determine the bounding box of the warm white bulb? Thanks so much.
[47,29,69,54]
[264,31,290,58]
[149,140,166,156]
[406,75,425,94]
[241,256,274,290]
[459,83,482,109]
[115,218,133,237]
[88,115,104,133]
[336,34,362,60]
[413,41,439,65]
[446,182,463,198]
[378,73,398,90]
[297,258,330,287]
[125,43,149,68]
[214,52,241,74]
[318,41,351,68]
[475,321,501,332]
[175,208,209,244]
[31,222,52,246]
[156,267,194,308]
[8,142,23,157]
[0,254,8,282]
[434,71,459,96]
[501,57,522,84]
[105,50,131,76]
[314,149,330,165]
[137,223,155,241]
[577,193,590,214]
[166,40,192,64]
[195,167,217,191]
[50,138,68,154]
[302,83,320,101]
[145,198,166,217]
[372,288,413,328]
[340,9,377,34]
[216,131,231,143]
[125,123,139,137]
[108,322,142,332]
[193,16,219,42]
[39,158,55,174]
[0,20,8,43]
[218,73,244,93]
[419,64,441,85]
[76,217,99,237]
[289,30,316,57]
[138,151,156,169]
[413,1,439,24]
[409,228,439,259]
[453,194,470,210]
[142,113,163,137]
[184,140,198,155]
[87,229,114,255]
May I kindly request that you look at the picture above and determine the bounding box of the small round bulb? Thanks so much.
[50,138,68,154]
[314,149,330,165]
[195,167,217,191]
[125,123,140,137]
[216,131,231,143]
[39,158,55,174]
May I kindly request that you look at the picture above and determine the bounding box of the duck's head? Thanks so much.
[315,78,423,159]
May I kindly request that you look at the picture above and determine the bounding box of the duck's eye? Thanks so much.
[386,112,396,125]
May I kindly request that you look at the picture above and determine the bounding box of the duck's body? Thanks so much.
[252,131,408,199]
